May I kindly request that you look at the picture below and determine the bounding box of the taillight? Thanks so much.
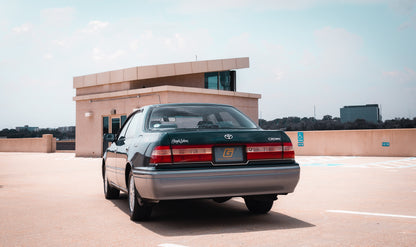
[150,146,172,164]
[283,142,295,159]
[172,145,212,163]
[150,142,295,164]
[246,142,295,160]
[246,143,283,160]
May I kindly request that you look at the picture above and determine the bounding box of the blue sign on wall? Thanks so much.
[298,142,304,147]
[297,132,304,143]
[382,142,390,147]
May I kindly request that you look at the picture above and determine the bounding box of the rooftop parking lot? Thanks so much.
[1,153,415,246]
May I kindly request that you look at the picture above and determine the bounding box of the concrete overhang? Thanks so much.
[73,85,261,102]
[73,57,249,89]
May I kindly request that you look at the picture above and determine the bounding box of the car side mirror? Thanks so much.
[115,136,125,146]
[104,133,116,142]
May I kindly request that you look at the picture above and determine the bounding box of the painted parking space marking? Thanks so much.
[353,157,416,169]
[327,210,416,219]
[298,156,416,169]
[158,244,189,247]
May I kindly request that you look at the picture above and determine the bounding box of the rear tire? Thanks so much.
[103,167,119,199]
[128,171,152,221]
[244,198,274,214]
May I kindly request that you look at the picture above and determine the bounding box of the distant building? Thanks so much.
[16,125,39,132]
[340,104,381,123]
[57,126,75,132]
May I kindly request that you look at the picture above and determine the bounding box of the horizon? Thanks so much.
[1,0,415,129]
[3,112,415,130]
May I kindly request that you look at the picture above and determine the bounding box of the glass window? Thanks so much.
[126,112,143,139]
[117,116,133,140]
[205,71,232,91]
[205,72,218,89]
[103,117,109,134]
[121,115,127,125]
[219,71,231,91]
[112,118,120,134]
[148,105,257,130]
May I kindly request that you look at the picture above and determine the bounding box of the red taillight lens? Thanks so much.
[246,142,295,160]
[246,143,283,160]
[283,142,295,159]
[150,142,295,164]
[172,145,212,163]
[150,146,172,164]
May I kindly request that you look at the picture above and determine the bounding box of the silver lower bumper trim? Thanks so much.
[132,165,300,200]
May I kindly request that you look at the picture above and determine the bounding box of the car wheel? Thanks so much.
[103,167,120,199]
[128,171,152,221]
[244,198,274,214]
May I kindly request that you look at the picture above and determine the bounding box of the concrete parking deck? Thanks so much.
[1,153,415,246]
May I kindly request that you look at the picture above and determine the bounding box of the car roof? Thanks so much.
[150,103,234,108]
[132,103,236,116]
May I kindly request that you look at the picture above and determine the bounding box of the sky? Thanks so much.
[0,0,415,129]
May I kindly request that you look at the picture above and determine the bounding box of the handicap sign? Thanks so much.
[297,132,304,143]
[382,142,390,147]
[298,142,304,147]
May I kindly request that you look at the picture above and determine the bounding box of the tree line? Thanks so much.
[0,128,75,140]
[259,116,416,131]
[1,116,415,138]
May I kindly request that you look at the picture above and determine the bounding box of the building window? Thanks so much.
[103,116,109,135]
[121,115,127,126]
[205,72,218,89]
[219,71,231,91]
[204,71,235,91]
[111,118,120,134]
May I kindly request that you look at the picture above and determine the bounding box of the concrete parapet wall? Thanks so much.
[286,129,416,157]
[0,134,56,153]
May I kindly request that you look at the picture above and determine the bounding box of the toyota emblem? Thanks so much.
[224,134,233,140]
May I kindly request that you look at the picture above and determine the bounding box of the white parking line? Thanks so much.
[299,157,416,169]
[158,244,189,247]
[327,210,416,219]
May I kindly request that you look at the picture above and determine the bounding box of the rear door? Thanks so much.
[112,116,132,189]
[116,111,144,188]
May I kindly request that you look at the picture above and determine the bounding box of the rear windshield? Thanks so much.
[148,105,257,130]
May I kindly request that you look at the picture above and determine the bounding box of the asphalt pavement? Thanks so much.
[1,153,415,247]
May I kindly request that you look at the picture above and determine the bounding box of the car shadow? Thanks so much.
[110,194,315,236]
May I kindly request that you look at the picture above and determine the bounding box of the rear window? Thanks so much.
[148,105,257,130]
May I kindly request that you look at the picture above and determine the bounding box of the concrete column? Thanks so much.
[42,134,55,153]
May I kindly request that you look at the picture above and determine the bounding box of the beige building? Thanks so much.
[73,57,261,157]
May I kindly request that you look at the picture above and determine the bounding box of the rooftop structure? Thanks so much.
[73,57,261,157]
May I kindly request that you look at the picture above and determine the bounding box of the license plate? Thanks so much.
[213,146,244,164]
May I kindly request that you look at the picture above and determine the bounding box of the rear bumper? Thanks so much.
[132,164,300,200]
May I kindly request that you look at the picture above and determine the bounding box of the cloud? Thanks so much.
[312,26,365,78]
[167,0,390,13]
[82,20,109,33]
[12,23,32,33]
[399,13,416,30]
[41,7,75,25]
[43,53,54,60]
[314,26,363,52]
[52,39,69,48]
[389,0,416,15]
[382,67,416,84]
[92,47,125,61]
[389,0,416,30]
